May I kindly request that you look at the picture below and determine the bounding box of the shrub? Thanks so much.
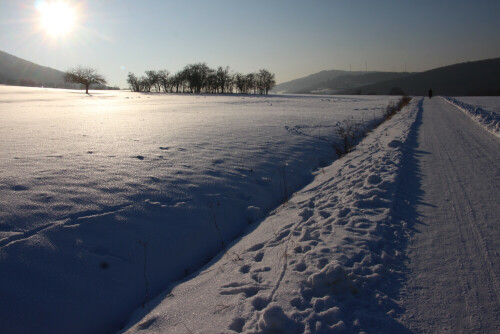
[334,96,412,157]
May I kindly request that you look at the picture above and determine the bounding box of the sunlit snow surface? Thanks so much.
[0,86,398,333]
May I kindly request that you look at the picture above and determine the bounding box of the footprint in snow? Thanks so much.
[322,224,333,235]
[294,245,312,254]
[246,242,265,252]
[219,282,264,297]
[239,265,251,274]
[211,159,224,165]
[251,273,265,284]
[317,258,329,269]
[252,266,271,273]
[318,210,331,219]
[254,252,264,262]
[252,296,270,311]
[387,139,402,148]
[257,304,296,333]
[365,174,382,185]
[293,262,307,272]
[337,207,351,218]
[229,318,245,333]
[299,208,314,220]
[10,184,29,191]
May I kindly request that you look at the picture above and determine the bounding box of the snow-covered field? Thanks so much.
[121,98,421,334]
[0,86,400,333]
[443,96,500,137]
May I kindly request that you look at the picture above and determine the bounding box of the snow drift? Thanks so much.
[443,96,500,137]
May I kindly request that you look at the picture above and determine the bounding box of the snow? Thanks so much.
[0,86,402,333]
[397,98,500,332]
[3,86,498,333]
[120,98,420,333]
[443,96,500,137]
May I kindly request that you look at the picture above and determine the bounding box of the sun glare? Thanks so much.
[37,1,77,37]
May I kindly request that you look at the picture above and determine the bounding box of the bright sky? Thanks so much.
[1,0,499,88]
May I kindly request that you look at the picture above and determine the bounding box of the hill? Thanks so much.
[272,69,354,93]
[338,58,500,96]
[0,50,76,88]
[293,71,413,95]
[273,69,412,94]
[0,50,118,90]
[274,58,500,96]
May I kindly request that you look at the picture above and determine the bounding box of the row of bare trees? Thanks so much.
[127,63,276,95]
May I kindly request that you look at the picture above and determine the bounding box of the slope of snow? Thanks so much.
[121,99,421,333]
[0,86,400,333]
[443,96,500,137]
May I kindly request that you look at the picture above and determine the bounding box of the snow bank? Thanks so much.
[121,98,421,333]
[443,96,500,137]
[0,86,400,333]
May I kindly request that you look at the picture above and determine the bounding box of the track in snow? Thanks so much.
[398,97,500,332]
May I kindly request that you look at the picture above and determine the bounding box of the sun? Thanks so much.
[37,1,77,37]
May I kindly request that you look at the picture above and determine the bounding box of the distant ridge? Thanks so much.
[338,58,500,96]
[273,69,412,94]
[0,50,76,88]
[274,58,500,96]
[0,50,118,90]
[295,71,413,95]
[272,70,357,94]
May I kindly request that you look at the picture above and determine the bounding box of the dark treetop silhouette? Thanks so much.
[127,63,276,94]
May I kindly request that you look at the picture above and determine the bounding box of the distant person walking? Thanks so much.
[428,89,433,99]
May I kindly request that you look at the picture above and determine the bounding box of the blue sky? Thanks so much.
[1,0,499,88]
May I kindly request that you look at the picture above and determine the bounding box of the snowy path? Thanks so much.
[398,98,500,332]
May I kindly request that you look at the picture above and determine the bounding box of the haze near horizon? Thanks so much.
[1,0,499,88]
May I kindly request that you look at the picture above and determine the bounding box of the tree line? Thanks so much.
[127,63,276,95]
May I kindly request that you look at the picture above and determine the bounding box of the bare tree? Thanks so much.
[224,73,235,93]
[139,76,152,92]
[64,67,107,94]
[158,70,170,92]
[235,73,247,93]
[145,70,161,92]
[215,66,231,94]
[127,64,275,95]
[170,71,182,93]
[246,73,256,94]
[183,63,210,93]
[206,69,217,93]
[257,69,276,95]
[127,72,141,92]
